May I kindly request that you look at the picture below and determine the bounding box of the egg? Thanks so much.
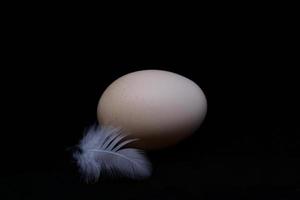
[97,70,207,150]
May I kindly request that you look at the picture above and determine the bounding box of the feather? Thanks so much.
[73,125,152,182]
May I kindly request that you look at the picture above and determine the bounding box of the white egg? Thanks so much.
[97,70,207,149]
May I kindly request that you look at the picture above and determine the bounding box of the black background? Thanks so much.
[1,8,299,199]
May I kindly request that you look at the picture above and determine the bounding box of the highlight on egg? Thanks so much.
[73,69,207,182]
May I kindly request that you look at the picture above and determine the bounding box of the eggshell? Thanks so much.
[97,70,207,150]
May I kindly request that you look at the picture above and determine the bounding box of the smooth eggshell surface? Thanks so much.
[97,70,207,150]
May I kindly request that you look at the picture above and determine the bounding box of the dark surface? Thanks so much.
[1,11,299,199]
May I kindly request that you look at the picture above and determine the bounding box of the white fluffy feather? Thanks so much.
[73,125,152,182]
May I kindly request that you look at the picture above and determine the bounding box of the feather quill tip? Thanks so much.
[73,125,152,183]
